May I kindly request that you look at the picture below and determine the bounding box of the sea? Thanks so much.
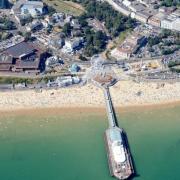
[0,105,180,180]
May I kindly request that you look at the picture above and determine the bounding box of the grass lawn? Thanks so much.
[43,0,85,16]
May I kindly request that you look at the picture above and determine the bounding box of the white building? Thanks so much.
[45,56,62,68]
[63,38,83,53]
[108,128,126,165]
[161,15,180,32]
[21,1,45,17]
[122,0,131,7]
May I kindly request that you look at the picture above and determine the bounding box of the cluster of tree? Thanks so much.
[84,28,107,56]
[168,60,180,68]
[62,23,72,37]
[20,16,33,26]
[72,0,136,37]
[160,29,180,39]
[66,0,136,56]
[148,30,180,48]
[160,0,180,7]
[45,4,56,16]
[148,37,161,47]
[17,31,35,41]
[168,60,180,73]
[0,32,12,41]
[162,47,179,55]
[0,18,16,31]
[62,21,107,56]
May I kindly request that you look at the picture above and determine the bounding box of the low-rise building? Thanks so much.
[172,9,180,17]
[26,20,43,32]
[45,56,63,69]
[132,11,151,23]
[0,41,46,73]
[0,55,14,71]
[148,12,165,27]
[159,6,176,14]
[63,37,83,53]
[122,0,131,7]
[71,19,81,29]
[52,13,65,23]
[49,35,64,49]
[105,0,131,16]
[47,76,81,87]
[20,1,45,17]
[111,33,146,59]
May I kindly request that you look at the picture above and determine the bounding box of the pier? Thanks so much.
[103,87,134,180]
[89,55,134,180]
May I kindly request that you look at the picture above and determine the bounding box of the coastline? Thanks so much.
[1,80,180,112]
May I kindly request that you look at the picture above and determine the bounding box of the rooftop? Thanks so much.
[108,128,123,143]
[4,42,36,58]
[21,1,44,9]
[0,55,13,64]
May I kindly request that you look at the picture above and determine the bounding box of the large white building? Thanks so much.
[161,15,180,32]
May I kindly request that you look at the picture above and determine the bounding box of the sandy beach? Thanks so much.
[1,80,180,112]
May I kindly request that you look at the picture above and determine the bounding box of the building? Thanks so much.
[20,1,45,17]
[111,45,133,59]
[108,128,126,164]
[63,38,83,53]
[172,9,180,17]
[47,76,81,87]
[26,20,43,32]
[11,0,27,15]
[69,63,80,73]
[148,12,165,27]
[129,3,145,12]
[0,55,14,71]
[131,11,151,23]
[161,15,180,32]
[171,18,180,31]
[45,56,63,68]
[71,19,81,29]
[111,33,146,59]
[159,6,176,14]
[136,0,158,8]
[105,0,131,16]
[122,0,131,7]
[0,41,46,73]
[48,33,65,49]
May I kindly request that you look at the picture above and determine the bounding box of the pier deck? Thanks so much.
[103,87,134,180]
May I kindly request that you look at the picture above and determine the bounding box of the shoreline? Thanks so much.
[1,81,180,113]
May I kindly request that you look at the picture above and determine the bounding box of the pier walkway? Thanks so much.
[103,87,116,128]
